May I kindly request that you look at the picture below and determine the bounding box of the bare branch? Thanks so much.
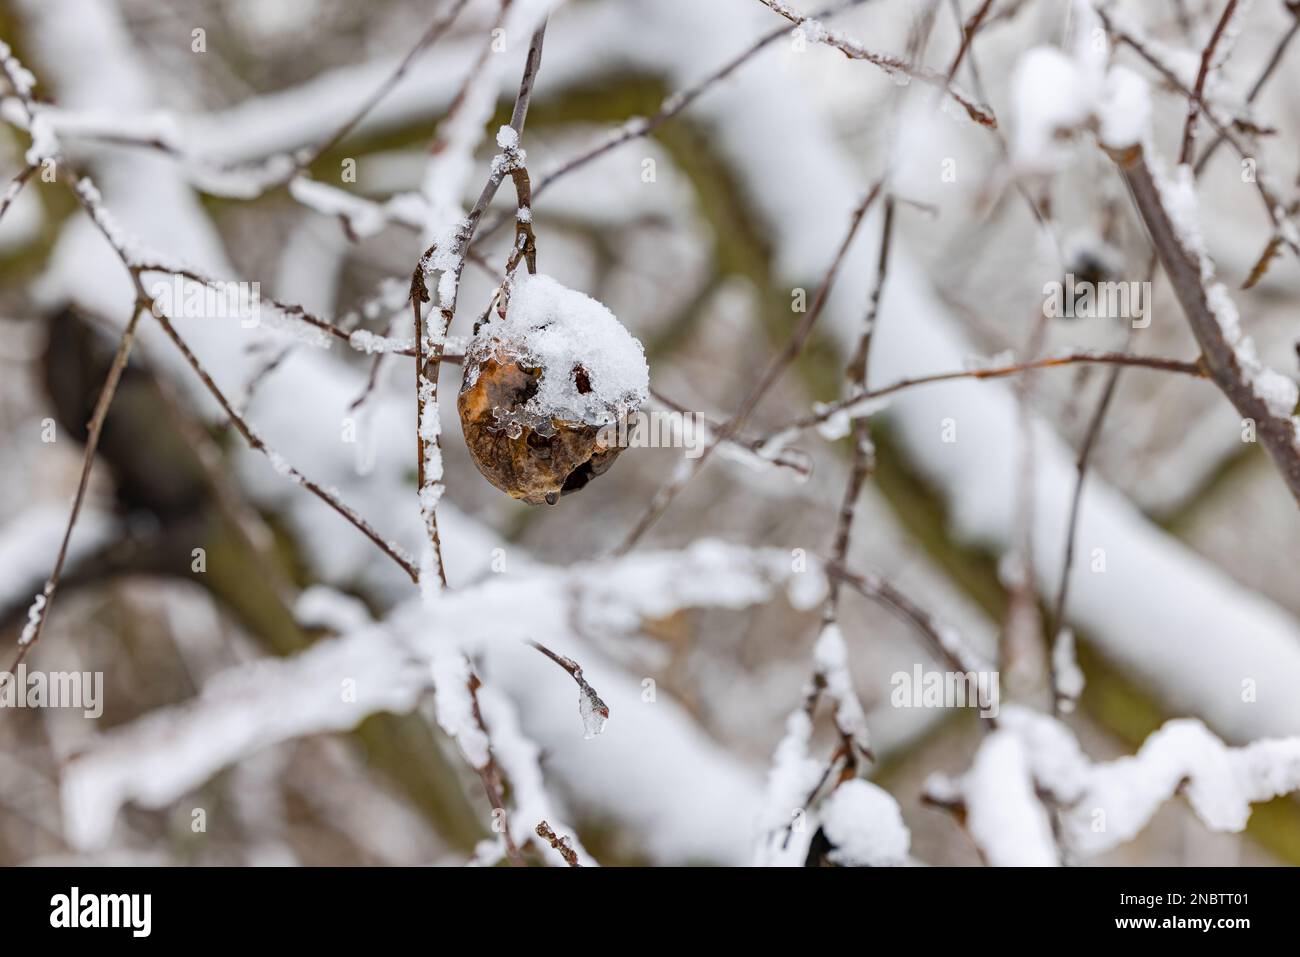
[757,351,1206,447]
[618,180,885,551]
[0,163,36,225]
[1,305,144,683]
[827,561,991,679]
[1178,0,1240,166]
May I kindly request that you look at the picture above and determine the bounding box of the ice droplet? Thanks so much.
[578,688,609,739]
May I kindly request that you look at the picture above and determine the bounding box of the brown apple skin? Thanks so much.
[457,342,626,505]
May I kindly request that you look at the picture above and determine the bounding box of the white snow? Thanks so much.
[17,586,49,646]
[61,622,431,851]
[1098,65,1151,150]
[430,649,490,770]
[818,779,909,866]
[495,124,519,151]
[471,272,649,428]
[293,585,372,634]
[61,539,801,861]
[346,329,419,355]
[753,708,823,865]
[1148,156,1300,444]
[812,622,871,754]
[933,705,1300,861]
[288,176,387,237]
[0,39,36,99]
[1011,47,1094,172]
[956,729,1060,866]
[1051,627,1085,713]
[1012,34,1152,168]
[0,505,114,611]
[477,686,597,865]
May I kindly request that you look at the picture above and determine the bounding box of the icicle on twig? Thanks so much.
[526,639,609,739]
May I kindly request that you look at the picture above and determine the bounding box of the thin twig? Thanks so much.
[618,181,885,552]
[134,263,421,358]
[825,196,894,613]
[0,163,36,224]
[754,0,997,127]
[1178,0,1240,166]
[1195,10,1300,174]
[827,561,990,679]
[526,638,609,735]
[648,389,812,478]
[1045,252,1156,714]
[1098,5,1300,260]
[944,0,997,85]
[758,351,1205,445]
[150,307,420,581]
[1,305,145,684]
[472,1,867,245]
[62,169,424,583]
[281,0,475,183]
[412,22,548,591]
[3,164,152,679]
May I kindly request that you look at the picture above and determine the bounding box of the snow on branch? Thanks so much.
[1093,67,1300,504]
[927,705,1300,863]
[926,726,1060,866]
[61,623,428,851]
[410,9,553,593]
[478,688,596,866]
[1093,2,1300,258]
[813,779,910,867]
[59,540,821,854]
[754,691,910,866]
